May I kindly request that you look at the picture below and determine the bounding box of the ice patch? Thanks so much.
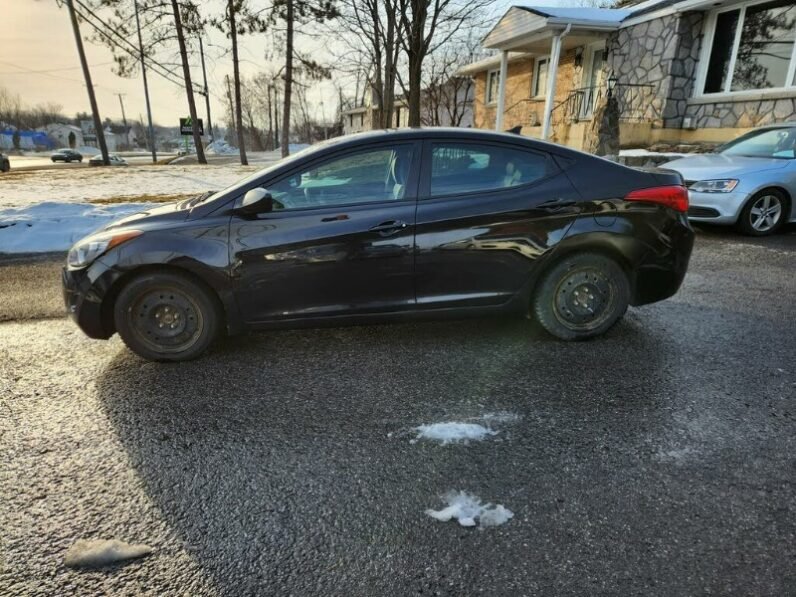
[64,539,153,568]
[425,491,514,528]
[413,422,498,444]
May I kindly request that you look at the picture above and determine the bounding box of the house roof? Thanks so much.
[514,6,634,24]
[482,0,717,51]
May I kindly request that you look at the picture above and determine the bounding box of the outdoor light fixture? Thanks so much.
[607,73,618,98]
[574,46,583,68]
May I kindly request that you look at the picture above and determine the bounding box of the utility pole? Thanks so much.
[115,93,128,150]
[134,0,157,163]
[65,0,109,165]
[198,36,214,142]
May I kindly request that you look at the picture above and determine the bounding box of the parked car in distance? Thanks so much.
[88,153,128,167]
[663,123,796,236]
[63,128,694,361]
[0,151,9,173]
[51,149,83,163]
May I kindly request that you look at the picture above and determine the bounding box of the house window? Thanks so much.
[533,57,549,97]
[486,69,500,104]
[702,0,796,94]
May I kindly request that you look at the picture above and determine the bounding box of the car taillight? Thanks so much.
[625,185,689,213]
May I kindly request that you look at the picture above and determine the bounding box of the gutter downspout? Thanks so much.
[541,23,571,140]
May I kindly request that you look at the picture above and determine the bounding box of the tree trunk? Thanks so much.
[281,0,294,158]
[407,54,423,127]
[229,0,248,165]
[170,0,206,164]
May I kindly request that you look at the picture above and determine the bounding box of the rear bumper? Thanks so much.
[632,212,694,306]
[62,264,118,339]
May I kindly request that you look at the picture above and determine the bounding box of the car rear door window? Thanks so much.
[266,144,415,210]
[429,142,550,198]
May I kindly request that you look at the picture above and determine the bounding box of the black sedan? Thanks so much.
[51,149,83,163]
[63,128,694,361]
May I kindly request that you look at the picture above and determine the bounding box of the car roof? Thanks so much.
[322,127,582,158]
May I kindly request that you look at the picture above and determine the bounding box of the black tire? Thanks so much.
[1,160,8,173]
[736,188,789,236]
[533,253,630,341]
[114,271,222,361]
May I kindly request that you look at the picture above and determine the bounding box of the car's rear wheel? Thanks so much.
[114,272,221,361]
[737,189,788,236]
[533,253,630,341]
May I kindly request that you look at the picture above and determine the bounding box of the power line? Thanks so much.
[71,0,202,93]
[0,61,115,75]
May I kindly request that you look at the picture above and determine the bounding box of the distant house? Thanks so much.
[459,0,796,149]
[342,91,410,135]
[44,123,84,149]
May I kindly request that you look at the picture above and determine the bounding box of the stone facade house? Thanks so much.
[460,0,796,149]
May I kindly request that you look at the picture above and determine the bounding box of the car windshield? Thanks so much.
[720,127,796,159]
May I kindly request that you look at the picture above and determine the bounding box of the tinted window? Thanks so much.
[429,143,550,197]
[266,145,414,210]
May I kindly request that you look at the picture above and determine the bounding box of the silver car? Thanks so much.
[663,123,796,236]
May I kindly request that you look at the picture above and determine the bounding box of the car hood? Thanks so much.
[662,153,789,181]
[103,201,191,232]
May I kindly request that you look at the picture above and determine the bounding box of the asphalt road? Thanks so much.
[1,226,795,596]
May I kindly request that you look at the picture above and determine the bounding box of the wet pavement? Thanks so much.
[1,226,795,595]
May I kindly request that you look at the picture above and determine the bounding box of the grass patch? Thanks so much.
[88,192,194,205]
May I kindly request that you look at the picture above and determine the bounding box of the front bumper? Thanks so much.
[62,263,118,339]
[687,189,750,224]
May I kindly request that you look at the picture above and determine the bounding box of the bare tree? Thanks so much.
[397,0,492,126]
[267,0,338,156]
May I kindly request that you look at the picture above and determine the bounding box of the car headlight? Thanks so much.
[689,179,739,193]
[67,230,142,270]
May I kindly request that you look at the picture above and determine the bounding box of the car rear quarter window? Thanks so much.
[429,142,550,198]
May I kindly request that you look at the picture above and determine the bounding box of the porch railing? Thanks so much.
[552,83,656,124]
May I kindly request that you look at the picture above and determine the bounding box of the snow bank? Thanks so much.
[425,491,514,528]
[205,140,238,155]
[413,422,498,444]
[0,201,154,253]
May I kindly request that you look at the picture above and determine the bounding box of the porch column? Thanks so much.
[495,50,508,131]
[541,25,570,140]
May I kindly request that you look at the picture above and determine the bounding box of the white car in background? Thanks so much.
[88,154,128,167]
[663,123,796,236]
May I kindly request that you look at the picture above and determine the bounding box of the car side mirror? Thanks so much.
[239,188,273,215]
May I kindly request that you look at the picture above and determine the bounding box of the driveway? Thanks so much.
[1,227,794,595]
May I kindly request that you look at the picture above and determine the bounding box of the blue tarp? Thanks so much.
[0,129,55,149]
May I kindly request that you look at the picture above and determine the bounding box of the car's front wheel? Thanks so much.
[114,271,222,361]
[737,189,788,236]
[533,253,630,341]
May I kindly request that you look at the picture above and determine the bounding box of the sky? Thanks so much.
[0,0,337,128]
[0,0,573,129]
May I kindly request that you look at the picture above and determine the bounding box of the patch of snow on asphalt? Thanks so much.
[64,539,153,568]
[425,491,514,528]
[0,201,154,253]
[413,422,498,444]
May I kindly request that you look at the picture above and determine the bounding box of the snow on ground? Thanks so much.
[425,491,514,528]
[619,148,689,159]
[0,164,259,208]
[413,422,498,444]
[410,412,520,444]
[0,202,154,253]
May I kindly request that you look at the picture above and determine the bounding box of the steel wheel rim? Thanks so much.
[749,194,782,232]
[553,267,616,331]
[127,286,204,354]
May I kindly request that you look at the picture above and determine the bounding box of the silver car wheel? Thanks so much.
[749,194,782,232]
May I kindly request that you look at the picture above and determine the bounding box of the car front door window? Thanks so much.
[265,145,415,210]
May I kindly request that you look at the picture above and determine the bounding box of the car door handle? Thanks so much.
[369,220,408,236]
[537,198,578,211]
